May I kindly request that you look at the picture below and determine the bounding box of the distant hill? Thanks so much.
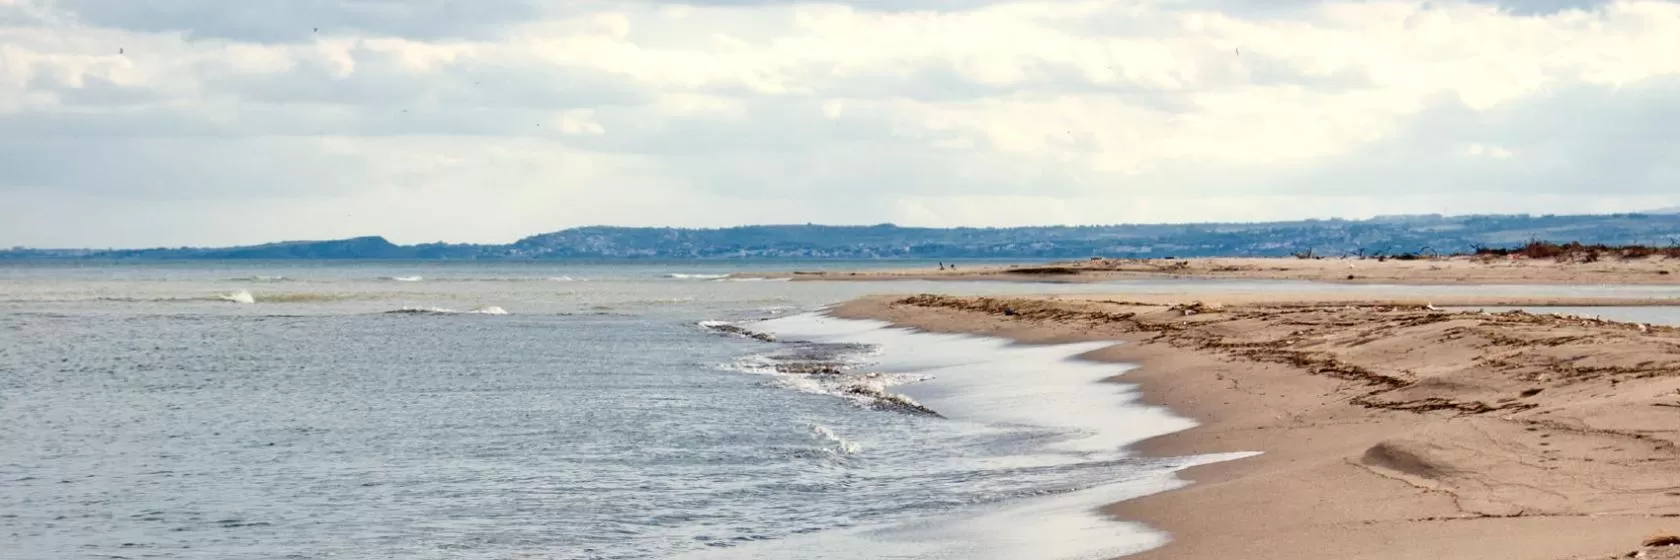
[68,236,490,260]
[8,213,1680,261]
[1645,207,1680,215]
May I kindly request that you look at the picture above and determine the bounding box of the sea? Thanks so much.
[6,261,1680,560]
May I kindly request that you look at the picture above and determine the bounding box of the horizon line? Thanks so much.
[5,210,1676,252]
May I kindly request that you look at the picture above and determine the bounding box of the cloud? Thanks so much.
[38,0,560,42]
[2,0,1680,247]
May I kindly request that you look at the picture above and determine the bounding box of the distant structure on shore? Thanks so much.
[7,213,1680,261]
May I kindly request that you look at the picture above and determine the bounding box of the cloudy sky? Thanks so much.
[3,0,1679,247]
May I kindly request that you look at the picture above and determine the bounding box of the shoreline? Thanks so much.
[829,293,1680,560]
[697,312,1242,560]
[734,255,1680,286]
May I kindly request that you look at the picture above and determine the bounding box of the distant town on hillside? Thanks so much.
[7,213,1680,261]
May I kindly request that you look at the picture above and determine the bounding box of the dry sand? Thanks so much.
[736,255,1680,285]
[831,293,1680,560]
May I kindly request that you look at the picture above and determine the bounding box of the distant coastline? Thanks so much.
[8,212,1680,261]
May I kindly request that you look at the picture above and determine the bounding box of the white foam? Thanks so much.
[216,290,255,304]
[386,276,424,282]
[810,424,862,455]
[716,353,779,375]
[666,273,729,280]
[469,306,510,315]
[689,312,1259,560]
[756,313,1198,455]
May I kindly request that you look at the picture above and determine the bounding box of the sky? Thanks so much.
[3,0,1679,247]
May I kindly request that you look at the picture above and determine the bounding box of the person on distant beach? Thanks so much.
[939,262,945,271]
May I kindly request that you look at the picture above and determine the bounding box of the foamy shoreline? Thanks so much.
[831,292,1680,560]
[685,313,1255,560]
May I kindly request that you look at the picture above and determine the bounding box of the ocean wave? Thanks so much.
[722,277,792,283]
[383,305,510,316]
[713,328,939,417]
[810,424,862,456]
[226,275,291,282]
[439,276,584,283]
[840,376,940,416]
[700,320,778,342]
[216,290,256,304]
[665,273,729,280]
[219,291,367,304]
[254,292,361,303]
[384,276,424,282]
[757,306,798,317]
[92,296,191,304]
[620,297,697,306]
[783,369,938,417]
[78,291,369,306]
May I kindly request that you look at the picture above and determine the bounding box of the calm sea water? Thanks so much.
[0,261,1183,560]
[5,262,1680,559]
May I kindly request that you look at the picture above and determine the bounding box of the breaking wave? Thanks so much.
[700,320,778,342]
[665,273,729,280]
[710,322,938,417]
[81,291,384,306]
[384,276,424,282]
[216,290,256,304]
[216,292,366,304]
[810,424,862,456]
[226,275,291,282]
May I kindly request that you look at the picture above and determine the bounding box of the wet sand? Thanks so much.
[831,292,1680,560]
[736,256,1680,285]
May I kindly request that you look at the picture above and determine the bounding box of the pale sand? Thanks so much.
[832,293,1680,560]
[734,255,1680,285]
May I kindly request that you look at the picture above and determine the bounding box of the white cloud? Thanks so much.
[2,0,1680,247]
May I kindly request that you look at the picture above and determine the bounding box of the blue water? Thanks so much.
[6,262,1680,559]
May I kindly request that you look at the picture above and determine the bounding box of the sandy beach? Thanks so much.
[737,255,1680,285]
[830,291,1680,560]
